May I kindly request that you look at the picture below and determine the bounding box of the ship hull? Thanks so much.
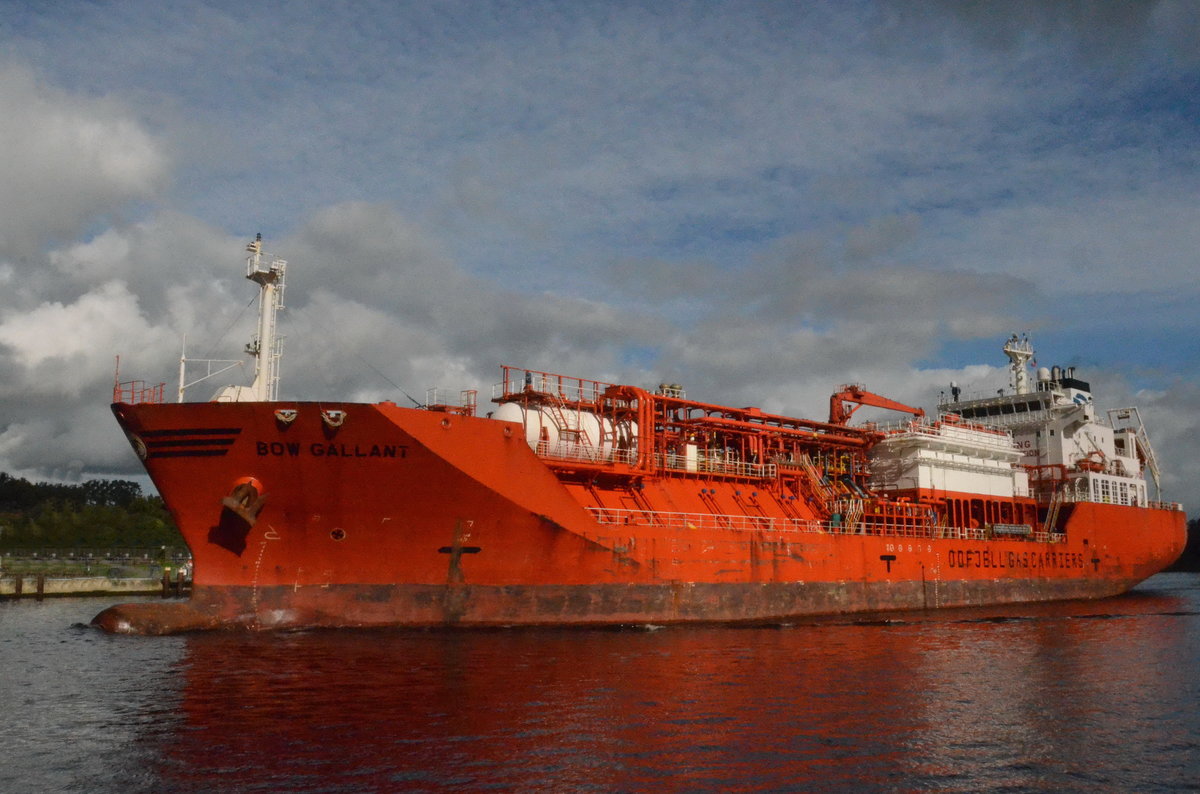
[95,401,1187,634]
[93,573,1155,635]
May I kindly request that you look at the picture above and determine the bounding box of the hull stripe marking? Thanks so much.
[149,450,230,458]
[139,428,243,437]
[146,438,236,448]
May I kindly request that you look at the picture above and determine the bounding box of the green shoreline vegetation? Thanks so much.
[0,472,186,577]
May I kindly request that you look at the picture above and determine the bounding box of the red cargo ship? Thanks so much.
[94,238,1186,633]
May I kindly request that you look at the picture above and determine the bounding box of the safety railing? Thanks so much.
[1032,483,1183,512]
[495,366,612,404]
[537,442,639,466]
[112,380,166,405]
[586,507,1069,544]
[425,388,477,416]
[535,441,777,479]
[876,417,1018,451]
[659,452,777,479]
[587,507,813,534]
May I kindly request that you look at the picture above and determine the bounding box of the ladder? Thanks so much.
[1109,407,1162,499]
[1042,485,1065,534]
[543,396,591,447]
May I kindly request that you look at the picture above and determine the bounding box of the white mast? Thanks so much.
[243,233,287,401]
[185,234,287,403]
[1003,333,1034,395]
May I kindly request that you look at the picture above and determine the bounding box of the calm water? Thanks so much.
[2,575,1199,793]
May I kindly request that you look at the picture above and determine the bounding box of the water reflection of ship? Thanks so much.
[155,628,913,790]
[150,585,1194,790]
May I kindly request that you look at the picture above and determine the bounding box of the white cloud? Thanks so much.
[0,280,132,365]
[0,281,166,396]
[0,5,1196,517]
[0,65,167,260]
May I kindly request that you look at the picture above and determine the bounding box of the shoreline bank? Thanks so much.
[0,573,189,599]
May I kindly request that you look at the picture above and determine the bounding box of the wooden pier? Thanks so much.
[0,570,191,600]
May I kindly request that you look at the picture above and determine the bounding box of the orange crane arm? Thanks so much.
[829,385,925,426]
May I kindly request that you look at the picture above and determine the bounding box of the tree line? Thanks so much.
[0,472,182,550]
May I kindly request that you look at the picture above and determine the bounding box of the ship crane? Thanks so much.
[828,384,925,426]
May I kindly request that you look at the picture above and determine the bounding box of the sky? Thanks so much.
[0,1,1198,513]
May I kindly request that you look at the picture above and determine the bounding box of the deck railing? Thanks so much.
[585,507,1068,544]
[536,441,777,479]
[112,380,166,405]
[495,366,611,404]
[1032,484,1184,512]
[537,442,639,466]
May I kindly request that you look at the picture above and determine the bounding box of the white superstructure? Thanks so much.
[866,334,1160,513]
[934,334,1157,505]
[868,419,1029,498]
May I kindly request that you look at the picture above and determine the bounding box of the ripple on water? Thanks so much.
[2,577,1199,791]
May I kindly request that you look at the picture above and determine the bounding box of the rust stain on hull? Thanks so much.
[93,575,1147,635]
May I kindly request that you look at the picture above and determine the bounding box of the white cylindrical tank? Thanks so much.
[493,402,554,447]
[492,402,636,454]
